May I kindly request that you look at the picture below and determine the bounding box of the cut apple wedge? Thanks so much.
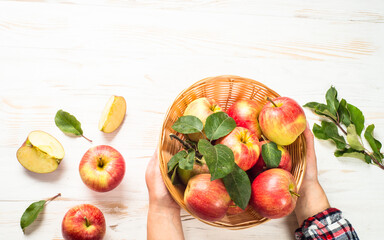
[17,131,65,173]
[98,95,126,133]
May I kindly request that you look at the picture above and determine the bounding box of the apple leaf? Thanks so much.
[20,193,61,232]
[303,102,337,121]
[170,165,180,185]
[334,148,368,163]
[261,142,282,168]
[313,121,346,149]
[364,124,384,159]
[204,112,236,141]
[325,86,339,117]
[347,103,364,136]
[20,200,46,232]
[55,110,92,142]
[198,139,235,181]
[172,116,203,134]
[179,149,195,170]
[167,150,187,173]
[338,99,351,127]
[346,124,364,151]
[222,164,251,210]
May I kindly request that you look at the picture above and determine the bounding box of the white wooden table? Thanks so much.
[1,0,383,239]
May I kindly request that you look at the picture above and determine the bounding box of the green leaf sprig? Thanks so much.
[304,86,384,170]
[55,110,92,142]
[168,111,251,210]
[20,193,61,232]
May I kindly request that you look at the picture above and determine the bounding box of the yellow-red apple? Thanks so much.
[184,174,231,222]
[227,100,263,139]
[259,97,306,146]
[250,168,299,219]
[183,97,222,141]
[79,145,125,192]
[216,127,260,171]
[62,204,106,240]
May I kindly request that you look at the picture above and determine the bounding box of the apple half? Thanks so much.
[17,131,65,173]
[98,95,126,133]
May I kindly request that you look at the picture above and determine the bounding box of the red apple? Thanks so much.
[183,97,222,142]
[79,145,125,192]
[227,99,263,139]
[184,174,231,222]
[249,141,292,178]
[62,204,106,240]
[250,168,299,219]
[227,200,249,215]
[216,127,260,171]
[259,97,306,146]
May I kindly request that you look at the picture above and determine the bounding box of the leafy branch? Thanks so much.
[304,86,384,170]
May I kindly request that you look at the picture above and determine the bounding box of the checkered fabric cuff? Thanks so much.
[295,208,359,240]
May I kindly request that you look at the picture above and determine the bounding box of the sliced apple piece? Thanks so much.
[98,95,126,133]
[17,131,65,173]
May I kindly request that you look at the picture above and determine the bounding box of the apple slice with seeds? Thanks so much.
[17,131,65,173]
[98,95,126,133]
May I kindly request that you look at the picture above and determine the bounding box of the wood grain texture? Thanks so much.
[0,0,383,239]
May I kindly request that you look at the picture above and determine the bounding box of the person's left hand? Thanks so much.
[145,150,180,211]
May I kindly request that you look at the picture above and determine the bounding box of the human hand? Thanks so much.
[294,124,330,225]
[145,150,180,211]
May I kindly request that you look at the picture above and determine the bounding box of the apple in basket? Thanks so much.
[259,97,306,146]
[216,127,260,171]
[183,97,222,141]
[227,99,264,139]
[250,168,299,219]
[184,174,231,222]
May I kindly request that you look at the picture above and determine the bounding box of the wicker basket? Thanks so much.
[158,75,306,230]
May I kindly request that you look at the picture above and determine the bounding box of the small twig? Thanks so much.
[169,134,203,159]
[365,151,384,170]
[266,96,278,108]
[82,135,93,143]
[46,193,61,204]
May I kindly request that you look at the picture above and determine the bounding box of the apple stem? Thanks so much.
[81,135,93,143]
[84,216,91,227]
[261,135,268,142]
[266,96,278,108]
[46,193,61,204]
[290,190,300,198]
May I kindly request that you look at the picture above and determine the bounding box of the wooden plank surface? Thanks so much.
[0,0,383,239]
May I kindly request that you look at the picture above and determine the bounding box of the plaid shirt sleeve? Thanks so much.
[295,208,359,240]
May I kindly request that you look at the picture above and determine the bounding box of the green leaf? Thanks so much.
[347,103,364,136]
[198,139,235,180]
[54,110,83,136]
[172,116,203,134]
[365,154,372,164]
[313,121,346,149]
[346,124,364,151]
[338,99,351,127]
[222,164,251,210]
[20,200,46,231]
[167,151,187,173]
[170,165,180,185]
[303,102,337,121]
[334,148,367,161]
[261,142,282,168]
[204,112,236,141]
[179,149,195,170]
[325,86,339,117]
[364,124,383,159]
